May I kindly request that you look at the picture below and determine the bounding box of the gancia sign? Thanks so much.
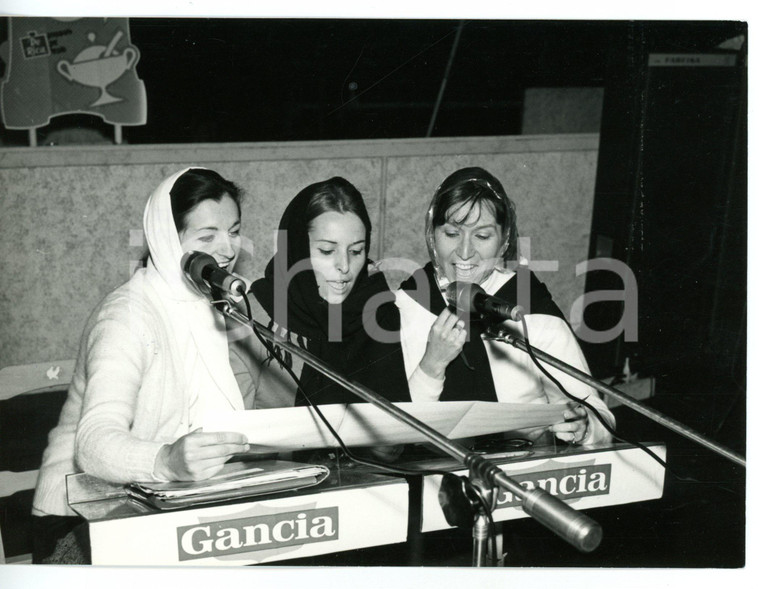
[176,507,339,561]
[495,464,612,508]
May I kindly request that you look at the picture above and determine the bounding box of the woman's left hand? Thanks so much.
[550,405,589,445]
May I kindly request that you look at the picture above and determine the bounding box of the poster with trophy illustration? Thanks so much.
[0,17,147,129]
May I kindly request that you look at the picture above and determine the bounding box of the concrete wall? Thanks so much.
[0,133,598,369]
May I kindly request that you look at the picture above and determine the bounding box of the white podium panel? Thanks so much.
[67,443,667,565]
[68,470,408,566]
[420,443,666,532]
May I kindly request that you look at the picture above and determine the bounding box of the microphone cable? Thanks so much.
[240,292,502,553]
[515,315,736,488]
[239,292,457,479]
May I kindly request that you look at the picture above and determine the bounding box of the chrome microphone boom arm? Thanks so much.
[215,298,602,553]
[486,330,745,468]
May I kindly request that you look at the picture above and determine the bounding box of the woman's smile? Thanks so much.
[452,262,479,279]
[434,202,503,285]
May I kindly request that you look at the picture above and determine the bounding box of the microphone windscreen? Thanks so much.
[181,251,215,284]
[444,282,486,314]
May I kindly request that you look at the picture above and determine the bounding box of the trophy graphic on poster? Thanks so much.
[1,17,147,141]
[56,30,138,107]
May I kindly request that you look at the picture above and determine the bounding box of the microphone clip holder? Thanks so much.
[481,324,515,343]
[438,454,504,566]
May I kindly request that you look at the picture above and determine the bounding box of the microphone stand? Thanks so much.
[215,299,604,562]
[482,327,746,468]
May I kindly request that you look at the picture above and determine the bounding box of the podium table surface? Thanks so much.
[67,442,666,566]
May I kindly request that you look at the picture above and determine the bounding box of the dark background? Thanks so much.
[7,18,603,142]
[0,19,745,143]
[0,18,748,568]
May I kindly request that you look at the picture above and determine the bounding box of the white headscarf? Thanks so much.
[141,168,244,424]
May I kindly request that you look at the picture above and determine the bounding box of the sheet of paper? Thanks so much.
[131,463,329,499]
[200,401,568,453]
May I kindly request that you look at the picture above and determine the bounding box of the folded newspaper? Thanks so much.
[200,401,568,454]
[127,460,329,510]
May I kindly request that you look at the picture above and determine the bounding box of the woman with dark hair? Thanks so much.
[395,166,614,446]
[232,176,410,410]
[31,168,250,563]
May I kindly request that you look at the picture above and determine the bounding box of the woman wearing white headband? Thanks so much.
[395,166,614,447]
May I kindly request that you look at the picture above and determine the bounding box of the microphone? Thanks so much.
[181,251,246,296]
[445,281,525,322]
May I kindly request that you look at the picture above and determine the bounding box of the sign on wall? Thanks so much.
[1,17,146,130]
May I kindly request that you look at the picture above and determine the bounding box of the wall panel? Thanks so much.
[0,134,597,368]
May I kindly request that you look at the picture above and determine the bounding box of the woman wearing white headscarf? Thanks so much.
[31,168,250,563]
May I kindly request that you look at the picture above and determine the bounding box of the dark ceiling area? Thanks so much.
[0,18,746,145]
